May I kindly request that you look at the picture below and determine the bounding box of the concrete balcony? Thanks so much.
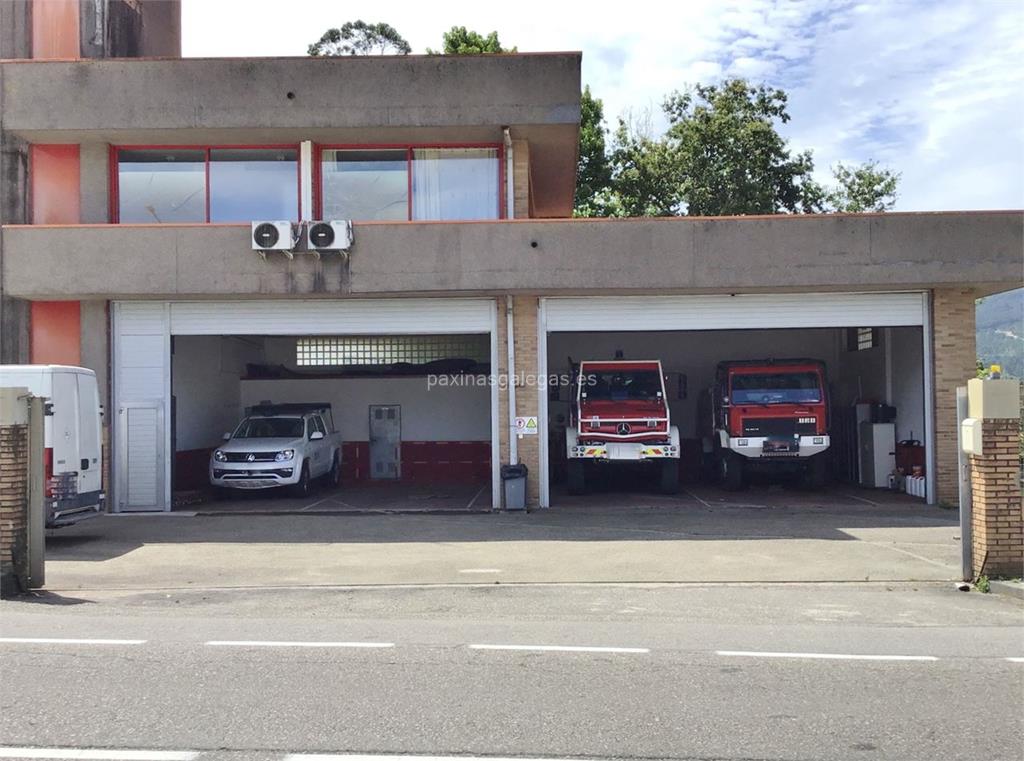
[1,211,1021,300]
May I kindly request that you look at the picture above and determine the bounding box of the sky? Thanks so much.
[182,0,1024,212]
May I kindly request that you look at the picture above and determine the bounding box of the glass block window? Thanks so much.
[296,335,489,367]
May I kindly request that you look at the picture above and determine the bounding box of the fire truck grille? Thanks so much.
[742,418,817,437]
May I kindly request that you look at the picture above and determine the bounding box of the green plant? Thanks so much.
[975,575,991,593]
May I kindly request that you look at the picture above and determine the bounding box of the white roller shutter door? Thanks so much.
[543,292,925,332]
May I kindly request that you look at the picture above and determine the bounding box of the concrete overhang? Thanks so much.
[0,53,582,217]
[1,211,1020,300]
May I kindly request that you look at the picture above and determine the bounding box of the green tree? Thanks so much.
[428,27,515,54]
[605,113,683,217]
[308,21,411,56]
[824,160,900,212]
[574,86,614,217]
[663,79,819,216]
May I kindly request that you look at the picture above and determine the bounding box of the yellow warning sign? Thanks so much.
[514,416,539,435]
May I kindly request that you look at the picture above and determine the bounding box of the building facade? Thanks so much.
[1,1,1021,511]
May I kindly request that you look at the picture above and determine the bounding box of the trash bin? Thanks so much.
[501,463,529,511]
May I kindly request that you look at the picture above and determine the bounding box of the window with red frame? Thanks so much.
[319,146,502,222]
[114,147,299,223]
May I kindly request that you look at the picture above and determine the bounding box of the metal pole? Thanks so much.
[26,395,45,589]
[955,385,972,581]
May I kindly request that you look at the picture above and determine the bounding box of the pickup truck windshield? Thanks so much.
[583,371,662,402]
[731,372,822,404]
[233,417,304,439]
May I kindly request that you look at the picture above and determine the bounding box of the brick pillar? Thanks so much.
[511,295,541,506]
[967,379,1022,578]
[932,288,977,505]
[511,139,531,219]
[0,422,29,597]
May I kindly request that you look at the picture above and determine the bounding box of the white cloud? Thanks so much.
[182,0,1024,210]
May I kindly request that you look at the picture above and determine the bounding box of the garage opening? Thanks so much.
[169,333,494,509]
[538,294,932,508]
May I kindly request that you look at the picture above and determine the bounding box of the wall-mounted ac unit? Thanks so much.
[307,220,353,252]
[251,221,296,251]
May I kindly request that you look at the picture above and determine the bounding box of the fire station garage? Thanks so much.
[110,298,500,512]
[538,292,932,507]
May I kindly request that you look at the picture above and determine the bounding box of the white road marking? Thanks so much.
[717,650,938,661]
[842,492,880,506]
[0,638,146,646]
[0,748,197,760]
[457,568,502,574]
[286,756,610,761]
[465,484,487,509]
[681,489,712,508]
[1006,657,1024,663]
[299,496,333,511]
[470,644,649,654]
[205,640,394,649]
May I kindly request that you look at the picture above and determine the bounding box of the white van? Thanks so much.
[0,365,104,527]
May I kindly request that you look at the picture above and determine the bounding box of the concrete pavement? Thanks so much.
[43,490,962,590]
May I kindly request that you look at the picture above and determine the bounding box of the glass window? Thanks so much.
[117,149,206,223]
[295,334,490,367]
[731,373,823,404]
[232,417,304,439]
[583,371,662,402]
[412,148,499,221]
[321,149,408,222]
[209,148,298,222]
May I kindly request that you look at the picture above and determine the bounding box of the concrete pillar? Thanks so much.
[0,388,30,597]
[966,378,1022,578]
[932,288,977,505]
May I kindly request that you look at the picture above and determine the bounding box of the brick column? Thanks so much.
[0,422,29,597]
[511,295,541,506]
[932,288,977,505]
[966,379,1022,578]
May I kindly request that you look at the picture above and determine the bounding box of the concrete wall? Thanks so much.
[171,335,263,451]
[239,377,491,443]
[3,213,1020,299]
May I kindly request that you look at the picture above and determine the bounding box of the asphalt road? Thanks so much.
[1,583,1022,761]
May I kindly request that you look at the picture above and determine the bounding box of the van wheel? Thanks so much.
[567,460,586,495]
[659,460,679,494]
[804,454,828,489]
[326,452,341,488]
[720,453,744,491]
[290,463,312,498]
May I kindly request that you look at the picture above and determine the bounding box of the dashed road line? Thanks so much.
[470,644,650,654]
[717,650,938,662]
[1006,657,1024,663]
[457,568,502,574]
[205,640,394,649]
[0,638,146,646]
[0,748,197,760]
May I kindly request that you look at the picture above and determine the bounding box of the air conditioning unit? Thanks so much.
[251,221,296,251]
[307,220,353,252]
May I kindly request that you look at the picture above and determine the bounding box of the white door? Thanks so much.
[76,373,102,498]
[369,405,401,480]
[118,403,164,512]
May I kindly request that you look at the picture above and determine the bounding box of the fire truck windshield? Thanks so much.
[583,371,662,402]
[731,372,822,404]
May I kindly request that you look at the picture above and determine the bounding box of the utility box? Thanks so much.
[961,418,983,455]
[967,378,1021,420]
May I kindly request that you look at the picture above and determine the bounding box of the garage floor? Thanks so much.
[175,482,492,514]
[43,487,961,591]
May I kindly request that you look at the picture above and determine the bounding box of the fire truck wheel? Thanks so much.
[567,460,586,495]
[805,454,828,488]
[720,453,745,491]
[659,460,679,494]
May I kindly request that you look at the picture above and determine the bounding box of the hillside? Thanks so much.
[976,288,1023,378]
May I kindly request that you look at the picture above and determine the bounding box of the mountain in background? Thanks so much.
[976,288,1023,378]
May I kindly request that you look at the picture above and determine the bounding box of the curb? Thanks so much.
[988,580,1024,600]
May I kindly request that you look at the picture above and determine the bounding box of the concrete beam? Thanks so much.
[1,212,1020,299]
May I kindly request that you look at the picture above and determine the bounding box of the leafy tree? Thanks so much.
[663,79,820,216]
[824,160,900,212]
[574,86,614,217]
[605,113,683,217]
[308,21,411,56]
[428,27,515,54]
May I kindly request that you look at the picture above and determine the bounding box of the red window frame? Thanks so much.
[108,144,303,224]
[314,143,506,221]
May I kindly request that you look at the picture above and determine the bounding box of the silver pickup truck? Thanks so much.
[210,403,343,498]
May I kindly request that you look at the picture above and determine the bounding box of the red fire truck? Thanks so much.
[700,358,830,490]
[565,360,680,495]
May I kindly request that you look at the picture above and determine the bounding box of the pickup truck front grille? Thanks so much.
[223,452,278,462]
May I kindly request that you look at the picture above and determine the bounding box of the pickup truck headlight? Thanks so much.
[213,450,227,462]
[275,449,295,462]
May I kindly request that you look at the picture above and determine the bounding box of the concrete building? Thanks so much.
[1,0,1021,513]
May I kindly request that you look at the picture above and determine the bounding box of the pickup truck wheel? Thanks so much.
[659,460,679,494]
[290,463,312,498]
[720,453,744,491]
[567,460,586,495]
